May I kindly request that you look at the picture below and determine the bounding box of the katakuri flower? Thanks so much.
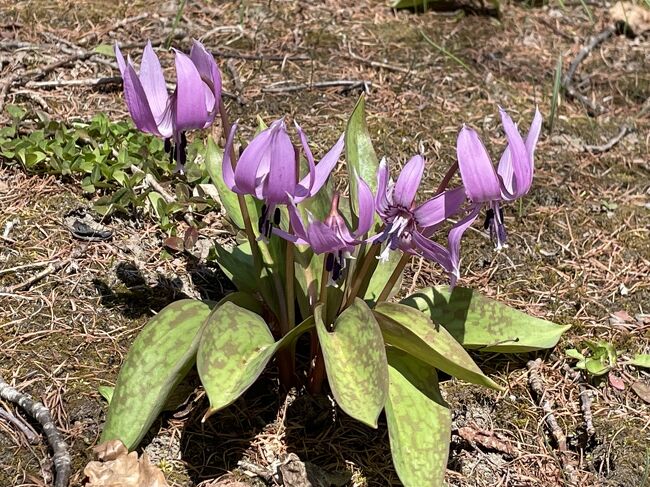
[222,119,344,238]
[456,107,542,250]
[373,155,466,281]
[275,179,374,281]
[115,40,222,172]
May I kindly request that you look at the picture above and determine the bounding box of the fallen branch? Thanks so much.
[0,376,71,487]
[263,79,371,94]
[562,26,616,116]
[0,405,39,444]
[562,364,596,439]
[584,125,633,153]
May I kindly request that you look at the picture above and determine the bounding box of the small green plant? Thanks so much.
[0,106,218,232]
[566,340,618,376]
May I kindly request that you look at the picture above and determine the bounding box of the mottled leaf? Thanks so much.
[198,306,314,419]
[402,286,570,352]
[214,241,257,293]
[385,348,451,487]
[345,94,379,221]
[374,302,501,390]
[315,298,388,427]
[101,299,214,449]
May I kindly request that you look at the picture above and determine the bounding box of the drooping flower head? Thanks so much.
[222,120,344,238]
[456,107,542,250]
[373,155,466,282]
[275,178,374,282]
[115,40,222,172]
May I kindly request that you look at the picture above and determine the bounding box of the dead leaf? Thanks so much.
[609,2,650,37]
[184,226,199,250]
[84,440,170,487]
[608,372,625,391]
[163,236,184,252]
[457,426,516,455]
[632,381,650,403]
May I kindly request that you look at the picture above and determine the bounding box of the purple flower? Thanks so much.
[222,119,344,238]
[115,40,222,171]
[456,107,542,250]
[373,155,466,281]
[275,180,374,281]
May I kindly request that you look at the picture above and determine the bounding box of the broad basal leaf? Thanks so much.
[631,354,650,368]
[101,299,214,449]
[363,249,403,305]
[198,305,314,419]
[385,348,451,487]
[315,298,388,428]
[345,94,379,221]
[402,286,570,352]
[374,302,501,390]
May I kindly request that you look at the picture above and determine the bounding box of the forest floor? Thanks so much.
[0,0,649,486]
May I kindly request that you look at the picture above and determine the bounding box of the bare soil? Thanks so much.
[1,1,649,486]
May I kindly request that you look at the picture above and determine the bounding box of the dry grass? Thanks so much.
[1,0,649,486]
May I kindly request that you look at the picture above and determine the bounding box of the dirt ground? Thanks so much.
[1,0,649,486]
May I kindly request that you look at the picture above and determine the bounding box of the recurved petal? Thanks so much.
[139,41,169,124]
[287,201,308,241]
[413,186,466,229]
[233,123,275,195]
[447,206,481,286]
[264,121,297,204]
[525,107,542,169]
[306,220,346,254]
[189,40,222,116]
[457,126,501,203]
[293,122,317,201]
[376,158,391,217]
[120,62,161,136]
[353,177,376,238]
[412,231,453,274]
[497,108,530,198]
[222,123,238,191]
[114,43,128,75]
[393,155,424,209]
[173,50,209,131]
[309,133,344,196]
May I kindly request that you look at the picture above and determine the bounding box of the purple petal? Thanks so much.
[189,40,221,123]
[120,62,161,136]
[287,202,308,241]
[525,107,542,175]
[233,124,275,195]
[412,231,453,273]
[393,155,424,209]
[296,133,344,202]
[273,228,308,246]
[114,43,127,75]
[264,121,297,204]
[413,186,466,229]
[376,158,391,218]
[306,220,345,254]
[139,41,169,126]
[222,123,238,191]
[353,177,375,238]
[457,126,501,203]
[293,122,316,201]
[448,206,481,286]
[497,108,530,199]
[173,50,209,131]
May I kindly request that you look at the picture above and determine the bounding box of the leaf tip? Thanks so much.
[201,407,217,423]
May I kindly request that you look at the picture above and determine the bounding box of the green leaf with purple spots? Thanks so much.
[315,298,388,428]
[374,302,502,390]
[401,286,571,352]
[198,307,314,419]
[385,348,451,487]
[101,299,215,450]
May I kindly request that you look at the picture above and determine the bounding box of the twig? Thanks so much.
[0,376,71,487]
[0,260,56,277]
[263,79,371,94]
[562,364,596,439]
[527,359,579,486]
[25,76,122,89]
[0,405,39,444]
[584,125,633,153]
[347,47,411,74]
[0,248,84,293]
[562,26,616,116]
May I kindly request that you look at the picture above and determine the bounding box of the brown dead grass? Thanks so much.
[1,0,649,486]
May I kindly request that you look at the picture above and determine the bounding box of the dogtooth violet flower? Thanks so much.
[115,40,222,172]
[275,179,374,282]
[373,155,467,282]
[455,107,542,250]
[222,119,344,238]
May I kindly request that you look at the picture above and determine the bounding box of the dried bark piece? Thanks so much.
[457,426,516,455]
[84,440,170,487]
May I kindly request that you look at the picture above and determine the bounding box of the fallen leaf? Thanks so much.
[457,426,516,455]
[84,440,170,487]
[608,372,625,391]
[184,226,199,250]
[609,2,650,37]
[163,236,184,252]
[632,382,650,403]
